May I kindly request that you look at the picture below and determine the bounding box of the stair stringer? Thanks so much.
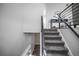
[58,29,73,56]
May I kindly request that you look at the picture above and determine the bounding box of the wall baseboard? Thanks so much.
[58,29,73,56]
[21,44,31,56]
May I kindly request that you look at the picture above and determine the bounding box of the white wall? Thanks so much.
[0,3,44,56]
[23,4,45,46]
[45,3,67,28]
[0,3,32,56]
[23,3,45,33]
[35,33,40,45]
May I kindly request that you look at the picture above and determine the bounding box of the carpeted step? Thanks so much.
[45,40,64,46]
[44,29,57,31]
[44,31,59,35]
[46,52,69,56]
[44,35,62,40]
[44,46,68,54]
[32,45,40,56]
[43,28,69,56]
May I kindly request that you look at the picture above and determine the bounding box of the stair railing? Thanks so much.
[59,3,79,38]
[41,16,46,56]
[64,21,79,38]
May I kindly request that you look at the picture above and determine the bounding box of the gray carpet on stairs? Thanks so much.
[43,29,69,56]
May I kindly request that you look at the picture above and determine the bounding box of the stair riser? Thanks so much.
[44,33,59,35]
[45,43,64,46]
[44,37,62,39]
[45,38,61,40]
[43,29,69,56]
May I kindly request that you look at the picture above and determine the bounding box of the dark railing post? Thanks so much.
[74,25,76,28]
[50,20,52,29]
[41,16,44,56]
[65,22,79,38]
[58,14,61,29]
[59,19,61,29]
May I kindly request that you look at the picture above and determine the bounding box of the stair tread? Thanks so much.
[46,52,68,56]
[43,29,69,56]
[45,40,64,43]
[45,46,68,51]
[44,31,59,34]
[44,29,57,31]
[44,35,61,37]
[44,31,58,32]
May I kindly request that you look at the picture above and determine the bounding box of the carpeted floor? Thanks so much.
[32,45,40,56]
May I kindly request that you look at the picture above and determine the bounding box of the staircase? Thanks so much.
[43,28,69,56]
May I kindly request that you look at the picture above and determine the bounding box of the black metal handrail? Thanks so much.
[64,22,79,38]
[59,3,79,38]
[59,3,73,16]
